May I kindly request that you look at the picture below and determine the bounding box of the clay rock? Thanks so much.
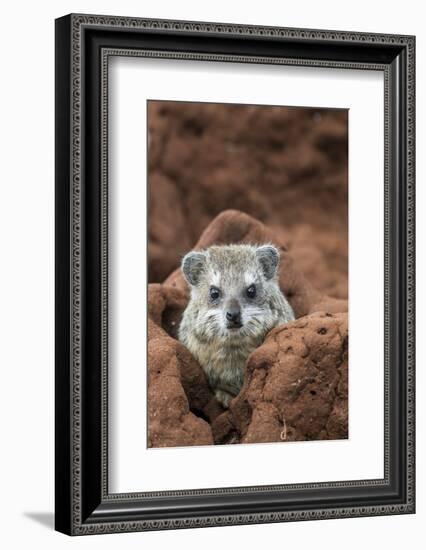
[148,102,348,301]
[212,312,348,444]
[147,284,221,448]
[148,173,192,282]
[164,209,347,318]
[150,211,348,447]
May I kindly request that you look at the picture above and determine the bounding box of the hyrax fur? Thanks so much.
[178,244,295,408]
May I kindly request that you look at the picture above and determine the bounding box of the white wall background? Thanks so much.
[0,0,422,548]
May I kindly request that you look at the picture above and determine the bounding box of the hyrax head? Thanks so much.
[181,244,282,338]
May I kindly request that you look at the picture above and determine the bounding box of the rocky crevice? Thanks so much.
[148,211,348,447]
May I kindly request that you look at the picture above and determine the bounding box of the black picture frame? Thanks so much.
[55,13,415,535]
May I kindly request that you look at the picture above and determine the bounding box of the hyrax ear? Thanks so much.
[256,245,279,280]
[181,251,207,286]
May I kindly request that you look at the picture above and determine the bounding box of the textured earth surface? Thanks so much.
[147,211,348,447]
[148,101,348,300]
[212,311,348,445]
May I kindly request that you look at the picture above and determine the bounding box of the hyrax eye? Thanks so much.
[246,284,256,299]
[209,286,221,301]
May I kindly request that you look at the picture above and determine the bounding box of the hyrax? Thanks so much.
[178,244,295,408]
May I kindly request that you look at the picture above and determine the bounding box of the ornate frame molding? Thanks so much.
[55,14,415,535]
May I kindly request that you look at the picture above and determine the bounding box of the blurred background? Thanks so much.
[148,100,348,300]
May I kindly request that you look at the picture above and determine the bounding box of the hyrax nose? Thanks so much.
[226,300,241,324]
[226,310,240,322]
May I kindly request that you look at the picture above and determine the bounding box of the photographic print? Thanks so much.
[147,100,349,448]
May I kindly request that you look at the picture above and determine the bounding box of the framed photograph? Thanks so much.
[55,14,415,535]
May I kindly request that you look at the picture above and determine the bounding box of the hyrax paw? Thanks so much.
[215,389,234,408]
